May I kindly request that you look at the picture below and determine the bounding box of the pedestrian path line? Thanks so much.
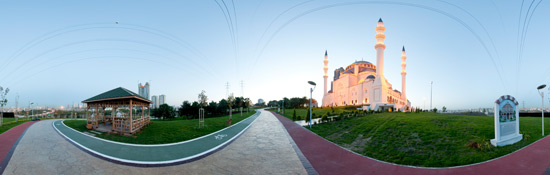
[0,121,38,174]
[52,112,260,166]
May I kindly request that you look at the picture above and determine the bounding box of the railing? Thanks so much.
[111,116,150,134]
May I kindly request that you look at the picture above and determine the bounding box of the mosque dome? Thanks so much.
[366,75,375,79]
[343,60,376,74]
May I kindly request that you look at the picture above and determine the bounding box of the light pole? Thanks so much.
[538,84,546,136]
[308,81,316,129]
[281,100,285,114]
[430,81,433,111]
[30,102,34,120]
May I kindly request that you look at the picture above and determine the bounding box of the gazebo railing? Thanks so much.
[112,116,150,134]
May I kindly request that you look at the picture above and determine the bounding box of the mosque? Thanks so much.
[322,18,411,111]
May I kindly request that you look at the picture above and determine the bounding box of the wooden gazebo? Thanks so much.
[82,87,152,135]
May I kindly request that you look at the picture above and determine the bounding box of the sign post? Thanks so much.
[491,95,522,146]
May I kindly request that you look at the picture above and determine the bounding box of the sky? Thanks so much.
[0,0,549,110]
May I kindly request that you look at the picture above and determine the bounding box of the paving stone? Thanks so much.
[4,110,307,174]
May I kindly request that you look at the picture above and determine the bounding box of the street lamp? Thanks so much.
[308,81,316,129]
[430,81,433,111]
[30,102,34,120]
[538,84,546,136]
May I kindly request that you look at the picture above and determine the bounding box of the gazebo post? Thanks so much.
[130,99,133,134]
[86,106,89,129]
[95,105,99,128]
[102,106,106,125]
[112,106,116,132]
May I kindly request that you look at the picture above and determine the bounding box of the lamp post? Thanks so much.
[30,102,34,120]
[308,81,316,129]
[538,84,546,136]
[430,81,433,111]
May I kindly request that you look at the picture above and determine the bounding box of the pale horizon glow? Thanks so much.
[0,0,549,110]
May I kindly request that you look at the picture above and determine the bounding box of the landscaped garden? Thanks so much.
[272,107,550,167]
[64,111,256,144]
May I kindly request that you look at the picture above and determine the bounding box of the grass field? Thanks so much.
[1,118,31,135]
[274,108,550,167]
[64,111,256,144]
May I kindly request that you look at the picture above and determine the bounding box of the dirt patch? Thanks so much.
[342,134,371,152]
[327,130,349,140]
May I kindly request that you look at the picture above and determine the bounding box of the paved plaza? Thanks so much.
[2,110,308,174]
[4,110,550,174]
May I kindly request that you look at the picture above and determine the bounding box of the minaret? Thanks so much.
[372,18,388,107]
[323,50,329,106]
[375,18,386,77]
[401,46,407,100]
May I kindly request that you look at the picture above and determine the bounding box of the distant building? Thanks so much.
[138,82,150,100]
[159,95,166,107]
[257,99,265,106]
[152,95,158,108]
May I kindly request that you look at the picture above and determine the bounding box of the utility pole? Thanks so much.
[240,80,244,97]
[430,81,433,111]
[226,82,230,97]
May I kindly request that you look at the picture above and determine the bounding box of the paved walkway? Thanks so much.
[0,121,37,174]
[53,112,260,165]
[271,111,550,175]
[3,110,307,174]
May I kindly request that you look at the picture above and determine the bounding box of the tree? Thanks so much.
[292,109,297,121]
[433,108,438,113]
[267,100,279,107]
[218,99,228,115]
[0,86,9,126]
[178,101,192,118]
[227,93,235,119]
[243,98,251,113]
[442,106,447,113]
[236,97,244,116]
[198,90,208,127]
[198,90,208,108]
[206,101,218,115]
[154,104,175,119]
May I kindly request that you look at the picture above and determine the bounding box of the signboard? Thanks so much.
[491,95,522,146]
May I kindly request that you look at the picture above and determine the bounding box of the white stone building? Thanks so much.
[322,18,411,111]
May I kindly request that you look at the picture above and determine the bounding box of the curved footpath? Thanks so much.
[0,121,37,174]
[3,110,308,174]
[52,112,261,166]
[271,111,550,175]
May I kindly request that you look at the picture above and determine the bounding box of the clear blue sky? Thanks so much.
[0,0,549,110]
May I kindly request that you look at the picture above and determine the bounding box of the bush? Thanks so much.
[321,114,329,123]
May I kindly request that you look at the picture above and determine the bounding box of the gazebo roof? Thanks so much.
[82,87,152,103]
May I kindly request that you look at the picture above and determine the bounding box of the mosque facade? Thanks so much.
[322,18,411,111]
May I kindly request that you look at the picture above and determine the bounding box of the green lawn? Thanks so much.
[64,111,256,144]
[275,108,550,167]
[1,118,32,135]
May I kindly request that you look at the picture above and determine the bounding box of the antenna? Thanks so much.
[240,80,244,97]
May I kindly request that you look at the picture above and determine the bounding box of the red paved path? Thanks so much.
[0,121,37,164]
[271,111,550,175]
